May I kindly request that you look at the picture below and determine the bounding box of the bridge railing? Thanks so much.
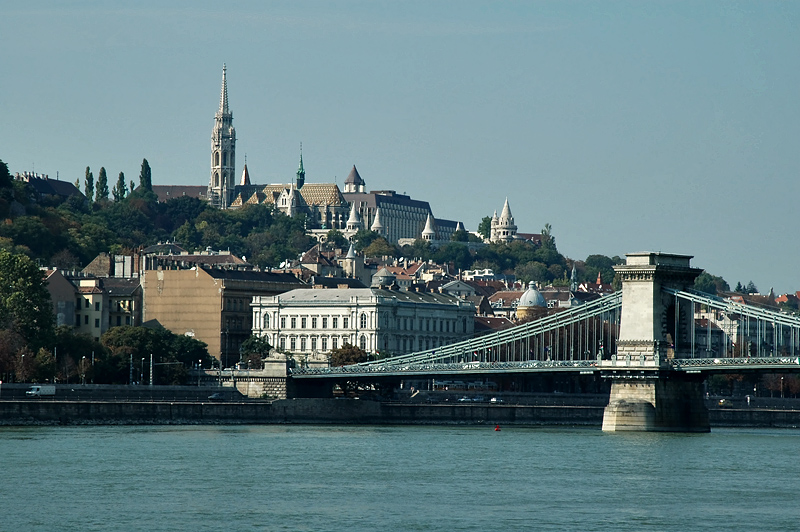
[292,291,622,376]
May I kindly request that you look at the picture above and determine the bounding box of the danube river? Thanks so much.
[2,425,799,531]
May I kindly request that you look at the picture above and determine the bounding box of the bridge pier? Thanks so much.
[601,252,708,432]
[602,374,709,432]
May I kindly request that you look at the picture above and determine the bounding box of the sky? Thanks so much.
[2,1,799,293]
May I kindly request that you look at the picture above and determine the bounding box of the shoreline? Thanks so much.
[1,398,799,429]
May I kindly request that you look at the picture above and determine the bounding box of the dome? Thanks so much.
[518,282,546,308]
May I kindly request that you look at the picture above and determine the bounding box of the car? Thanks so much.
[458,396,471,402]
[208,392,225,402]
[490,397,504,404]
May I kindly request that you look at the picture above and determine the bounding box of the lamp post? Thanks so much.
[140,357,145,385]
[20,354,25,383]
[81,356,86,385]
[781,376,784,399]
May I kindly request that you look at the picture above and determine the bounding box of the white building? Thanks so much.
[252,287,475,357]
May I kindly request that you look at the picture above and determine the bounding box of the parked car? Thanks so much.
[490,397,504,404]
[208,393,225,402]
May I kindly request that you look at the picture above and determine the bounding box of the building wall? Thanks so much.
[142,269,223,357]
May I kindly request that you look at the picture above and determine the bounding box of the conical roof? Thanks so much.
[499,198,513,222]
[346,202,362,229]
[370,207,384,231]
[421,213,436,238]
[240,164,250,186]
[218,64,230,115]
[345,165,364,185]
[346,242,357,259]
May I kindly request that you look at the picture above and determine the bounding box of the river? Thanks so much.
[2,425,798,531]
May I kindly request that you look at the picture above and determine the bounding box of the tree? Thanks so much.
[353,229,380,252]
[746,281,759,294]
[0,158,11,188]
[139,158,152,191]
[240,335,272,369]
[694,272,730,296]
[734,282,745,293]
[0,249,54,349]
[95,167,109,202]
[84,167,94,202]
[112,171,127,202]
[329,343,369,366]
[323,229,348,250]
[363,237,397,258]
[477,216,492,240]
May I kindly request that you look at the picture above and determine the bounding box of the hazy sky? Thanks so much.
[2,1,798,293]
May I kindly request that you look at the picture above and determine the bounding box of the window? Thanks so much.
[290,337,296,350]
[84,315,89,325]
[300,337,307,351]
[125,316,130,325]
[280,337,286,350]
[312,317,317,328]
[301,317,307,328]
[263,314,269,329]
[322,337,328,351]
[331,317,336,329]
[76,314,81,324]
[359,335,367,350]
[280,317,286,329]
[116,316,121,326]
[291,317,297,328]
[360,313,367,329]
[343,317,349,329]
[311,337,317,351]
[332,337,338,350]
[85,299,90,309]
[94,318,100,328]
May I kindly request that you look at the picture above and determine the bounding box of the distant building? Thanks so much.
[16,172,83,203]
[141,267,303,364]
[252,286,475,357]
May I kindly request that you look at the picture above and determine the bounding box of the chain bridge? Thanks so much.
[292,252,800,431]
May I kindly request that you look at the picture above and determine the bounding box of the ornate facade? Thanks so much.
[208,64,236,209]
[252,287,475,357]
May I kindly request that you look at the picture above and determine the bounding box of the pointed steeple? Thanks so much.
[370,206,385,234]
[570,264,577,292]
[240,164,250,186]
[596,271,603,285]
[421,213,436,241]
[344,165,365,193]
[219,63,230,116]
[296,143,305,189]
[500,197,513,222]
[346,202,362,232]
[346,242,357,259]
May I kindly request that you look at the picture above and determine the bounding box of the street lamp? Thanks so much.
[140,357,145,385]
[20,354,25,383]
[81,356,86,385]
[781,376,784,399]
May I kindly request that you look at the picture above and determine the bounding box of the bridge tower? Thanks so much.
[601,252,709,432]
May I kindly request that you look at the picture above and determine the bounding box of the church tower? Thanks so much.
[209,64,236,208]
[296,144,305,189]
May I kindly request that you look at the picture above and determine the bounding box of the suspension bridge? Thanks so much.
[292,252,800,431]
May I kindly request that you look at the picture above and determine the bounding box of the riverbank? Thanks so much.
[1,398,799,428]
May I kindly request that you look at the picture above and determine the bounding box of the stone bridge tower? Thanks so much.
[601,252,709,432]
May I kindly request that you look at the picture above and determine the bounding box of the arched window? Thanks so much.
[262,313,269,329]
[222,152,227,166]
[360,313,368,329]
[359,334,367,350]
[214,152,220,166]
[214,172,219,187]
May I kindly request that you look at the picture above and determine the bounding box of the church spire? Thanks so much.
[219,63,230,115]
[296,143,305,189]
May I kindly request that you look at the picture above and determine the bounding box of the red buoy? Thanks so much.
[494,424,501,431]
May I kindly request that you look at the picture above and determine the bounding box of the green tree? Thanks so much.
[139,158,152,191]
[0,249,54,349]
[693,272,730,295]
[329,343,369,366]
[323,229,348,250]
[240,335,272,369]
[84,167,94,203]
[112,171,127,202]
[95,167,109,202]
[477,216,492,240]
[353,229,380,252]
[362,237,397,258]
[0,158,11,188]
[433,242,473,271]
